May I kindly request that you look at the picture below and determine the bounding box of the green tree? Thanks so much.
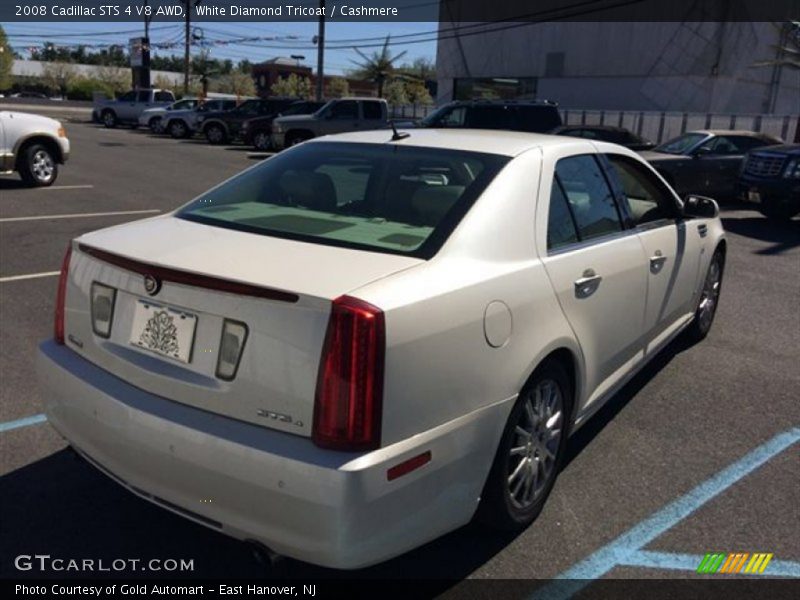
[350,36,407,98]
[270,73,311,98]
[0,25,13,90]
[214,71,256,97]
[327,77,350,98]
[384,79,409,105]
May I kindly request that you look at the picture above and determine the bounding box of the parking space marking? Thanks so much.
[532,427,800,598]
[0,271,60,283]
[619,550,800,578]
[38,184,94,191]
[0,413,47,433]
[0,209,160,223]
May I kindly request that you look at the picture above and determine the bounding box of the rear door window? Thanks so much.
[554,155,623,241]
[362,102,383,120]
[331,101,358,119]
[516,107,562,132]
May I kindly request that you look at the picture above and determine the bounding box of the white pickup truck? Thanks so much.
[93,88,176,128]
[0,110,70,186]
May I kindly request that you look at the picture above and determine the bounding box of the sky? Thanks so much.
[1,21,439,75]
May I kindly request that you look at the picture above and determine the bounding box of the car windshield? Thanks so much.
[177,142,509,258]
[655,133,708,154]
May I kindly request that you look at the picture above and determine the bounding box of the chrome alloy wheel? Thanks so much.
[31,150,55,182]
[507,379,564,509]
[253,131,270,151]
[697,254,722,332]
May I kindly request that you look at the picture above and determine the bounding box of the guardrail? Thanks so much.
[561,109,800,144]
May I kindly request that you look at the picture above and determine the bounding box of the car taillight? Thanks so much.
[54,244,72,344]
[313,295,384,451]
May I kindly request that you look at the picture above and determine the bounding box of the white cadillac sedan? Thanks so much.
[37,129,725,569]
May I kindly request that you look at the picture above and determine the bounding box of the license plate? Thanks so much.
[130,300,197,363]
[748,189,761,204]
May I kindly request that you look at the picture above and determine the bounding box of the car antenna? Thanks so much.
[390,120,410,141]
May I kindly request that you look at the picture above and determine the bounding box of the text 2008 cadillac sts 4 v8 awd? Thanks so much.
[37,129,725,569]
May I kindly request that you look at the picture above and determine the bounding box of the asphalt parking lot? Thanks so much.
[1,118,798,589]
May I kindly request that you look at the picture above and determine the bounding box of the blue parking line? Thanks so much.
[0,413,47,433]
[621,550,800,578]
[532,427,800,599]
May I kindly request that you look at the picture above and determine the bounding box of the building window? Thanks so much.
[453,77,538,101]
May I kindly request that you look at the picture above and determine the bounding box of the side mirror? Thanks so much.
[682,195,719,219]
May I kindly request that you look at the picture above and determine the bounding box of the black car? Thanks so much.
[419,100,563,133]
[241,101,326,151]
[198,98,297,145]
[550,125,655,151]
[738,144,800,220]
[640,130,782,199]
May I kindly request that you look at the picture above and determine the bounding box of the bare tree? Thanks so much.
[41,62,78,97]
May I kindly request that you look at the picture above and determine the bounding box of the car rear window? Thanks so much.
[177,142,509,258]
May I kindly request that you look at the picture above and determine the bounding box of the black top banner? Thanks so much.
[2,0,799,22]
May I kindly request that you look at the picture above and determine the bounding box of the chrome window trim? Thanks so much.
[547,226,641,257]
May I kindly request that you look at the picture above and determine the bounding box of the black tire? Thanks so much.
[205,123,228,145]
[285,131,311,147]
[101,109,117,128]
[759,197,799,221]
[148,116,162,133]
[252,129,272,151]
[169,119,189,139]
[477,360,573,530]
[18,143,58,187]
[684,247,725,343]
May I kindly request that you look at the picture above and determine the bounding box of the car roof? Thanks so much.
[688,129,770,137]
[448,99,558,107]
[311,128,576,157]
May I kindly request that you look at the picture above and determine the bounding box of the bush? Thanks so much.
[67,77,114,100]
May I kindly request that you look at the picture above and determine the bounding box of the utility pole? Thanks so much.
[315,0,325,101]
[180,0,202,95]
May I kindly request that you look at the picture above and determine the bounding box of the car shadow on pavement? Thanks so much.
[564,332,695,468]
[721,215,800,255]
[0,444,519,585]
[0,178,29,190]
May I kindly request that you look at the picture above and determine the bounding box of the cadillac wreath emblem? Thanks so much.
[138,310,180,357]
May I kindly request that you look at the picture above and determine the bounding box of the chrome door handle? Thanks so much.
[650,250,668,273]
[574,269,602,298]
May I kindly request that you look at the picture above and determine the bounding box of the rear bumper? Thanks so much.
[37,341,504,569]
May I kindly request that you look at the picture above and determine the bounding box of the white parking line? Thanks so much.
[0,209,160,223]
[39,184,94,191]
[0,271,60,283]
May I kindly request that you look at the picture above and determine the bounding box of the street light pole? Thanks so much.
[315,0,325,101]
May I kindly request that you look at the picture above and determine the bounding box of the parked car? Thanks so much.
[551,125,655,151]
[163,99,238,139]
[93,89,176,128]
[271,97,390,149]
[640,130,782,199]
[418,99,563,133]
[241,100,326,151]
[9,91,51,99]
[199,98,296,145]
[138,98,200,133]
[38,129,725,569]
[738,144,800,220]
[0,110,70,186]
